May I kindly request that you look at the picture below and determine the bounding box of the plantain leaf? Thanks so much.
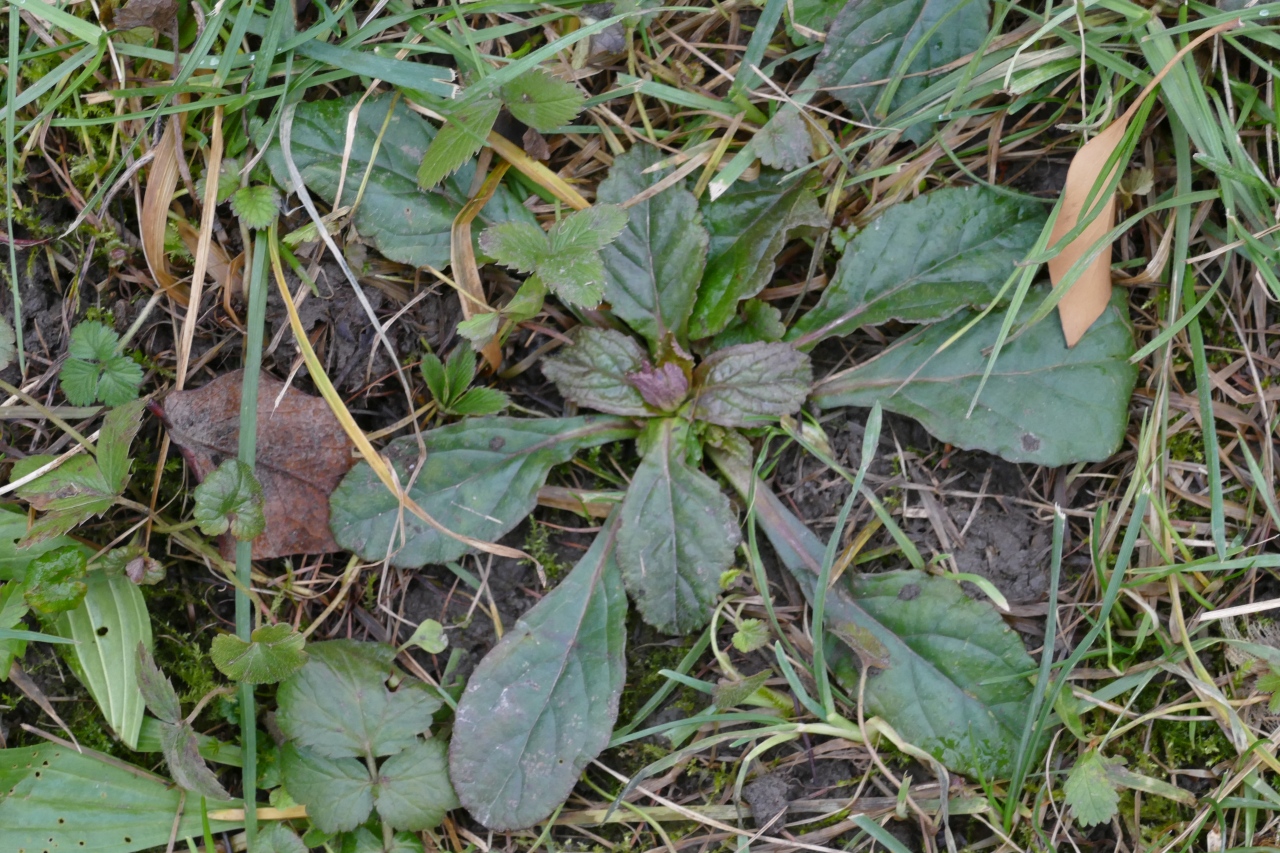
[329,416,635,568]
[451,513,627,830]
[811,293,1137,466]
[789,187,1046,347]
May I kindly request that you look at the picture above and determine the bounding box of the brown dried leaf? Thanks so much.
[112,0,178,31]
[158,371,354,559]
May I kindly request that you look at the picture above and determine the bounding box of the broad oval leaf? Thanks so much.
[53,568,152,750]
[596,146,709,345]
[540,328,650,416]
[258,93,536,270]
[690,342,812,427]
[616,420,740,634]
[788,186,1047,347]
[0,742,241,853]
[690,172,826,338]
[451,513,627,830]
[330,416,636,568]
[729,471,1036,779]
[811,293,1137,465]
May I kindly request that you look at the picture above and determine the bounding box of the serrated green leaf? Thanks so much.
[53,568,152,749]
[444,343,479,401]
[690,173,825,338]
[788,187,1047,347]
[712,670,771,709]
[482,206,626,309]
[731,618,770,653]
[503,275,548,322]
[691,342,811,427]
[449,386,509,416]
[0,313,15,372]
[281,743,374,834]
[97,398,146,491]
[420,351,449,405]
[24,546,88,615]
[192,458,266,540]
[160,720,232,800]
[550,203,629,254]
[417,97,502,190]
[329,416,635,568]
[258,93,535,271]
[95,356,144,406]
[617,419,739,633]
[340,828,424,853]
[0,506,84,580]
[57,356,103,406]
[403,619,448,654]
[456,312,501,346]
[230,184,282,229]
[60,322,143,406]
[135,641,182,724]
[0,742,241,853]
[10,454,115,546]
[789,0,841,36]
[1064,750,1120,828]
[68,320,118,362]
[500,69,585,131]
[374,738,459,830]
[276,640,439,759]
[259,823,309,853]
[812,0,988,138]
[539,250,607,306]
[811,293,1138,466]
[197,156,242,205]
[540,327,650,416]
[596,147,708,346]
[211,623,307,684]
[711,298,788,349]
[451,513,627,830]
[756,107,813,171]
[1260,668,1280,713]
[479,221,550,274]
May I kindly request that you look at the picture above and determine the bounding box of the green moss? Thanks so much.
[523,521,570,582]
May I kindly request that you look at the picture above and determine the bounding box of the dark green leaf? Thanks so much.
[330,416,635,568]
[340,828,424,853]
[210,622,307,684]
[691,342,811,427]
[755,107,813,171]
[0,506,83,580]
[60,322,143,406]
[789,187,1047,347]
[0,742,241,853]
[417,97,502,190]
[444,343,479,401]
[596,147,708,345]
[500,69,586,131]
[812,0,989,129]
[789,0,842,38]
[160,720,232,800]
[280,743,374,835]
[1065,750,1119,828]
[690,173,825,338]
[135,641,182,724]
[24,546,88,615]
[811,294,1137,466]
[230,184,281,229]
[259,823,309,853]
[258,93,535,271]
[710,298,787,349]
[197,156,241,206]
[96,398,146,492]
[375,738,459,830]
[420,352,449,405]
[451,514,627,830]
[540,328,650,416]
[450,387,509,416]
[276,640,439,759]
[616,419,739,633]
[0,582,29,678]
[192,458,266,540]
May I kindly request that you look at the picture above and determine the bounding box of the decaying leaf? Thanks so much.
[156,370,354,559]
[112,0,177,32]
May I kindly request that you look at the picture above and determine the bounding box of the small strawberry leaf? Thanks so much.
[1260,667,1280,713]
[499,69,585,131]
[23,546,88,615]
[258,824,309,853]
[456,312,501,347]
[449,386,509,417]
[135,641,182,724]
[478,221,548,274]
[444,343,478,401]
[1065,750,1120,828]
[211,622,308,684]
[192,458,266,540]
[731,618,770,653]
[420,352,449,404]
[755,107,814,171]
[0,583,30,678]
[230,185,282,229]
[59,321,143,406]
[417,97,501,190]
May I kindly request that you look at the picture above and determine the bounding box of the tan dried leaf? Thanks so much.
[112,0,178,32]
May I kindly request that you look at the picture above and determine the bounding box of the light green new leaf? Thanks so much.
[134,642,182,724]
[690,173,825,338]
[276,640,439,760]
[789,187,1046,347]
[159,721,232,801]
[402,619,448,654]
[59,322,143,406]
[596,146,709,345]
[540,327,650,416]
[24,546,88,615]
[1065,750,1120,828]
[450,387,509,416]
[211,622,307,684]
[617,420,740,634]
[482,205,628,307]
[329,416,635,568]
[53,569,153,749]
[280,743,374,835]
[417,97,502,190]
[0,742,241,853]
[258,93,535,271]
[374,738,459,830]
[230,184,282,230]
[812,294,1137,466]
[451,513,627,830]
[420,351,450,405]
[812,0,988,135]
[690,342,811,427]
[192,458,266,541]
[480,221,548,274]
[500,69,586,131]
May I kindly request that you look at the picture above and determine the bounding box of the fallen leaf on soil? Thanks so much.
[112,0,178,31]
[1049,20,1238,347]
[156,370,354,559]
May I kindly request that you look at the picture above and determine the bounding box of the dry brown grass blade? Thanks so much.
[174,106,225,389]
[139,118,189,306]
[450,162,509,372]
[1050,20,1238,346]
[175,219,241,294]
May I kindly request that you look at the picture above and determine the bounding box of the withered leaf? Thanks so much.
[112,0,178,31]
[157,370,354,560]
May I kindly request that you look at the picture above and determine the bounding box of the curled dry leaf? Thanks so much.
[155,370,354,559]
